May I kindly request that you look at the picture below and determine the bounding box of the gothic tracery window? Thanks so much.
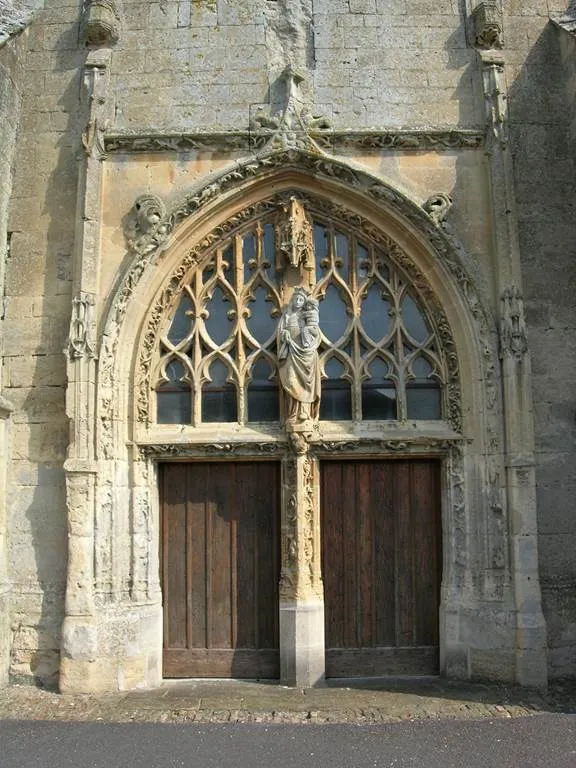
[153,199,447,426]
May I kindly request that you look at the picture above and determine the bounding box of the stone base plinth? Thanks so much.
[59,604,162,693]
[279,600,325,687]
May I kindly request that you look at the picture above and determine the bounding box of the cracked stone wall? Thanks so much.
[2,0,576,685]
[0,24,27,686]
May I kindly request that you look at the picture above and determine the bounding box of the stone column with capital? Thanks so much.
[60,50,109,693]
[479,47,548,687]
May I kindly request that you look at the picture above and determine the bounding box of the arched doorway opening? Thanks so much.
[142,190,454,680]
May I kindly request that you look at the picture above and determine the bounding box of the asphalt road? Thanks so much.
[1,715,575,768]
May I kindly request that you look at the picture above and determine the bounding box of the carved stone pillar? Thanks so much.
[279,434,325,686]
[60,49,110,693]
[479,50,548,687]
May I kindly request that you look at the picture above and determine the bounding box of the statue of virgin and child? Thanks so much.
[277,287,321,426]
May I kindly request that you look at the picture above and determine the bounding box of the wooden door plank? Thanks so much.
[161,461,280,679]
[235,463,257,649]
[394,461,415,647]
[341,461,358,648]
[357,461,374,648]
[187,464,207,649]
[321,459,441,678]
[255,462,280,650]
[373,460,396,647]
[412,461,441,646]
[208,463,233,649]
[163,464,188,649]
[325,647,439,678]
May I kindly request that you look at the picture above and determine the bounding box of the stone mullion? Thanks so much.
[279,449,325,686]
[479,49,547,687]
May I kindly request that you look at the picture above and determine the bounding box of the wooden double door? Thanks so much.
[160,458,441,679]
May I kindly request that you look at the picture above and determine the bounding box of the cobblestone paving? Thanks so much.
[1,679,575,725]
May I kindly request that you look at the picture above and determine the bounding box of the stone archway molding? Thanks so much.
[100,147,499,454]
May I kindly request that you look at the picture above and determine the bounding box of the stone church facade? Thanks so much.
[0,0,575,692]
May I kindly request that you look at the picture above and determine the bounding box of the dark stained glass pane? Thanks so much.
[335,231,349,277]
[157,360,191,424]
[222,245,233,277]
[402,294,430,343]
[320,284,349,343]
[248,357,279,422]
[314,223,329,277]
[204,286,233,346]
[157,390,192,424]
[202,359,237,422]
[167,294,193,345]
[246,286,275,344]
[243,232,257,283]
[356,243,370,281]
[361,358,396,420]
[374,251,390,281]
[263,224,275,267]
[320,357,352,420]
[406,386,441,420]
[360,283,391,343]
[412,355,433,379]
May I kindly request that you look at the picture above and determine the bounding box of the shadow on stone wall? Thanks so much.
[507,21,576,679]
[9,16,86,688]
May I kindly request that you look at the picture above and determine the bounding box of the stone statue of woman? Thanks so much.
[277,288,321,426]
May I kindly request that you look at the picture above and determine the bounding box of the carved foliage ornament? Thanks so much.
[104,130,484,155]
[124,194,169,255]
[250,66,332,154]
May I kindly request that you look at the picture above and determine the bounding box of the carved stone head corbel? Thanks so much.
[124,193,169,255]
[423,193,453,225]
